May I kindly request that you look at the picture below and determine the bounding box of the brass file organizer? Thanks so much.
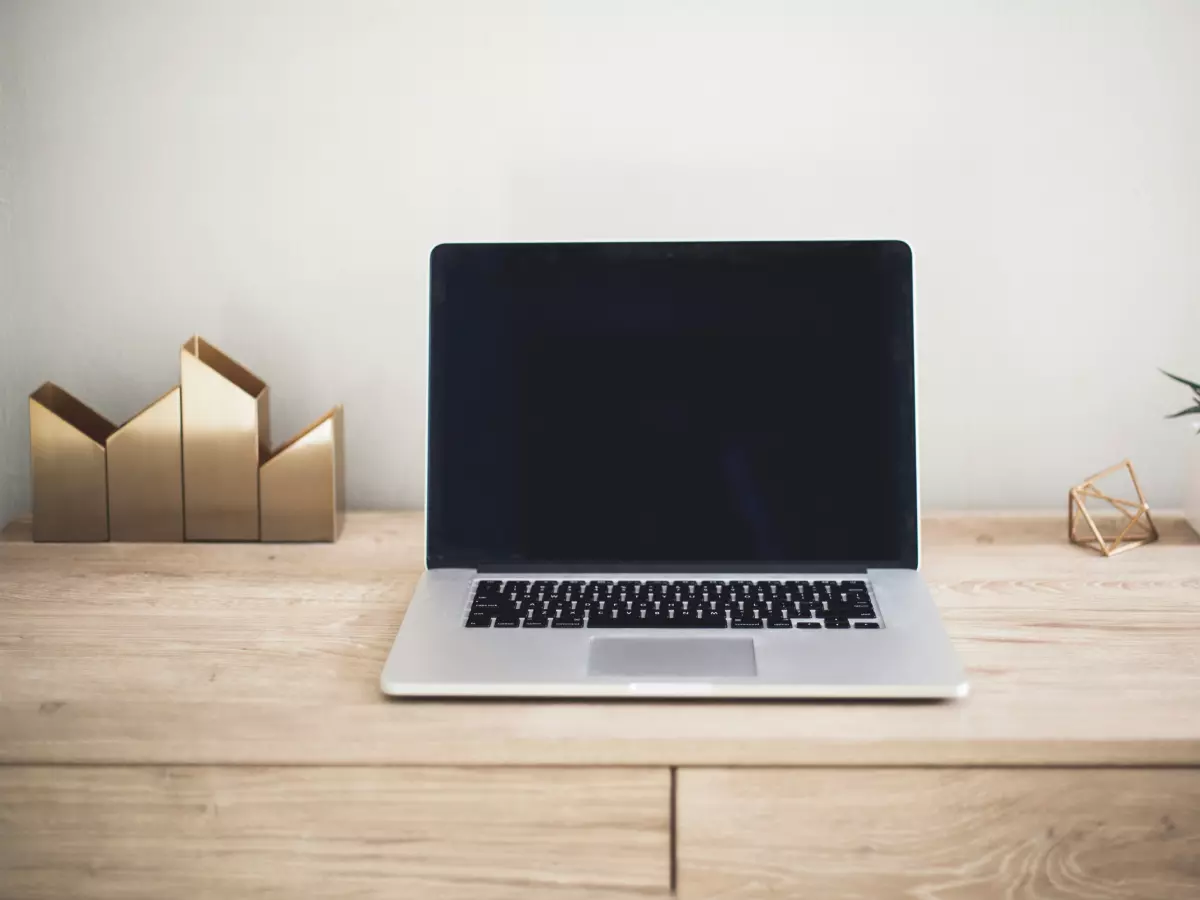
[1068,459,1158,557]
[29,337,344,543]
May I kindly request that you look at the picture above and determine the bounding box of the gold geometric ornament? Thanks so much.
[259,405,346,542]
[28,336,344,543]
[180,336,270,541]
[107,385,184,541]
[28,382,117,542]
[1068,459,1158,557]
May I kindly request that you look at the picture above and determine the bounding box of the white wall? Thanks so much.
[2,0,1198,526]
[0,0,25,529]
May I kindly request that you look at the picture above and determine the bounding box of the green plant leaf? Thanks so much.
[1166,404,1200,419]
[1161,369,1200,393]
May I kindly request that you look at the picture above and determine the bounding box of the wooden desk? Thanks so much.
[1,512,1198,899]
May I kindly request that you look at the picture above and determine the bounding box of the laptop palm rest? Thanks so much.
[587,637,757,678]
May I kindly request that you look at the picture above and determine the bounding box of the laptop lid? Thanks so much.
[427,241,918,572]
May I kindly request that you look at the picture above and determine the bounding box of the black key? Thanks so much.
[493,617,521,628]
[767,619,793,629]
[552,618,583,628]
[846,609,876,620]
[795,622,822,629]
[825,619,850,629]
[466,615,492,628]
[590,608,620,627]
[523,618,549,628]
[842,580,868,591]
[730,618,763,629]
[854,622,881,629]
[476,580,502,594]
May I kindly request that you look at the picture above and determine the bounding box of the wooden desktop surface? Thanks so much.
[2,512,1198,898]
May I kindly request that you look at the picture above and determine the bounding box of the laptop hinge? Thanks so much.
[477,563,870,575]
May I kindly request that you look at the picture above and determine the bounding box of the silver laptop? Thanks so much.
[382,241,967,699]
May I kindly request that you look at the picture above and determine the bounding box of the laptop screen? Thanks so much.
[427,241,917,570]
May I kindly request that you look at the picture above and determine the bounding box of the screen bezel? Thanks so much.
[426,241,919,572]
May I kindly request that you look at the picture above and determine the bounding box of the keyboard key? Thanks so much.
[854,622,880,629]
[493,617,521,628]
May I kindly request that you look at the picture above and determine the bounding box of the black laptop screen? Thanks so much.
[427,241,918,570]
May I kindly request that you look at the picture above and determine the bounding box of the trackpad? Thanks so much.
[588,638,757,678]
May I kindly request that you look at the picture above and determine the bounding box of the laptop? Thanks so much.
[381,241,968,699]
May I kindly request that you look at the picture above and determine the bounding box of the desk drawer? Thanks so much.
[677,768,1200,899]
[0,766,671,900]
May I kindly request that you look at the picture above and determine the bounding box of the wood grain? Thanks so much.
[2,511,1199,766]
[0,766,671,900]
[676,768,1200,899]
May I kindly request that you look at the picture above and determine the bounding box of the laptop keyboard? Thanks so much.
[465,579,880,629]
